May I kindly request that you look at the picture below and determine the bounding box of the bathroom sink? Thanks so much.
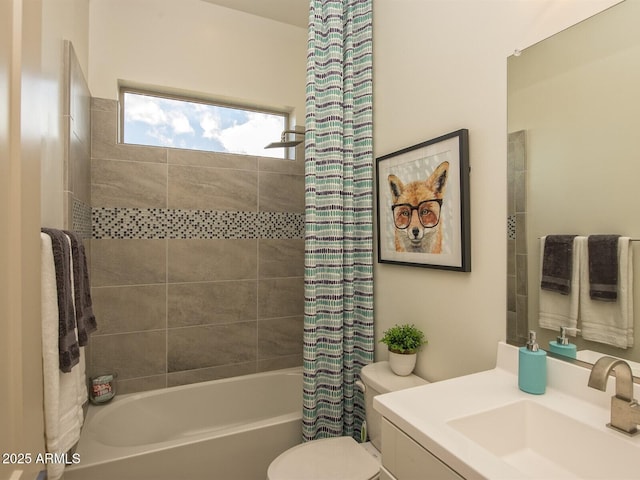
[448,400,639,479]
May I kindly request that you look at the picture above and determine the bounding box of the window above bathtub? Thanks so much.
[119,87,291,159]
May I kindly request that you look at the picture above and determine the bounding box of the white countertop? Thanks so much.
[373,342,640,479]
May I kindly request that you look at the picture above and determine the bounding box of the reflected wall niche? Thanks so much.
[506,130,527,346]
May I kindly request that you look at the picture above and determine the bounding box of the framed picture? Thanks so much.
[376,129,470,271]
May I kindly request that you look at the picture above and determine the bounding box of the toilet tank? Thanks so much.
[359,361,427,450]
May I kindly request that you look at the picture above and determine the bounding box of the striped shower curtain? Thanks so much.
[303,0,374,442]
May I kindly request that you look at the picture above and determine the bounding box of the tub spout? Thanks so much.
[588,356,640,436]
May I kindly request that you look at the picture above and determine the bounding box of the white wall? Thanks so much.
[89,0,307,125]
[373,0,621,382]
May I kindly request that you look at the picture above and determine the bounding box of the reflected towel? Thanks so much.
[588,234,621,301]
[541,235,578,294]
[580,236,634,348]
[538,236,580,332]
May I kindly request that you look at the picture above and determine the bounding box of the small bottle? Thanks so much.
[518,331,546,395]
[548,326,578,359]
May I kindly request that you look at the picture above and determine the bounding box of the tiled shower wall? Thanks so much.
[506,130,528,346]
[88,98,305,394]
[64,41,92,238]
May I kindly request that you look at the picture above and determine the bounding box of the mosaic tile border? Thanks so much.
[507,214,516,241]
[93,207,304,240]
[73,197,93,239]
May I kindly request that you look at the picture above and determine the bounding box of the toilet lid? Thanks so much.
[267,437,380,480]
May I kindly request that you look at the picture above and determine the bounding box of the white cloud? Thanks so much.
[199,111,222,140]
[124,95,168,126]
[169,111,194,135]
[214,112,285,157]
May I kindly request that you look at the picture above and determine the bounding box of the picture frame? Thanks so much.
[376,129,470,271]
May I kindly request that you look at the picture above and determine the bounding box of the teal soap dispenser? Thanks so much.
[548,326,578,359]
[518,331,547,395]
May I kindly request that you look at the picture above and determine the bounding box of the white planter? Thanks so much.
[388,351,417,376]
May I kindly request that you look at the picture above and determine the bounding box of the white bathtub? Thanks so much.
[65,367,303,480]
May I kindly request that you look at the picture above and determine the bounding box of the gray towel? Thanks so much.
[588,234,621,302]
[63,230,97,345]
[541,235,577,295]
[41,228,80,373]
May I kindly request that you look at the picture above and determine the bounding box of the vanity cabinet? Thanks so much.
[381,418,464,480]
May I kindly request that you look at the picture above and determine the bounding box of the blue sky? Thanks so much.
[123,92,286,158]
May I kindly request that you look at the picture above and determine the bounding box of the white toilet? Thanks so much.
[267,361,428,480]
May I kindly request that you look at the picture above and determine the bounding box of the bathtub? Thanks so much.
[64,367,302,480]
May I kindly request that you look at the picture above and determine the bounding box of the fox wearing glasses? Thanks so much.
[388,161,449,254]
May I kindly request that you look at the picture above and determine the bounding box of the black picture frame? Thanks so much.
[376,129,470,271]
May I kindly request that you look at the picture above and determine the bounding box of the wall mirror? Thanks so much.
[506,0,640,375]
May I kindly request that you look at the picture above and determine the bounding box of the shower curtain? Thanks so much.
[303,0,374,441]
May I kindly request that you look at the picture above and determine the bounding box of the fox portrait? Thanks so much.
[388,161,449,254]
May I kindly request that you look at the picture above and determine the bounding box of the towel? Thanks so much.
[538,236,580,332]
[580,236,634,348]
[541,235,578,294]
[588,234,621,301]
[41,232,87,480]
[63,230,97,345]
[41,228,80,372]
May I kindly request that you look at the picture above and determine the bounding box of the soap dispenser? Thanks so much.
[518,330,546,395]
[548,326,579,359]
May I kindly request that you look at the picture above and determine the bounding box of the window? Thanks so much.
[120,89,289,159]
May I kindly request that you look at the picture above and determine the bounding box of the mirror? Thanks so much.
[506,0,640,373]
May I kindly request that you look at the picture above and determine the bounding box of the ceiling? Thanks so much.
[201,0,309,29]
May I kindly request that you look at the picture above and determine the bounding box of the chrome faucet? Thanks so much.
[588,356,640,436]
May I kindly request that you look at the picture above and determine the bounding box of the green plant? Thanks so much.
[379,324,427,354]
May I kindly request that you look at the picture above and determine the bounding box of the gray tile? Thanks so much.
[68,43,91,156]
[258,156,304,175]
[507,274,516,312]
[516,253,528,296]
[258,354,303,372]
[91,108,167,164]
[167,239,257,282]
[168,322,257,372]
[167,280,257,327]
[507,239,516,275]
[259,239,304,278]
[116,374,167,395]
[167,148,257,171]
[90,330,166,380]
[258,172,304,213]
[515,170,526,214]
[515,213,527,255]
[168,164,258,211]
[92,284,167,334]
[167,362,257,387]
[91,97,117,113]
[91,239,166,287]
[516,294,529,340]
[70,130,91,204]
[92,159,167,208]
[258,316,303,359]
[258,277,304,319]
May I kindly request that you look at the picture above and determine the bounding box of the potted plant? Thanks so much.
[379,324,427,376]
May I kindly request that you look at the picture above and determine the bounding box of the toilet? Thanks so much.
[267,361,428,480]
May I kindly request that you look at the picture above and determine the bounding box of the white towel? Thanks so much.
[580,236,634,348]
[41,232,87,480]
[538,235,580,332]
